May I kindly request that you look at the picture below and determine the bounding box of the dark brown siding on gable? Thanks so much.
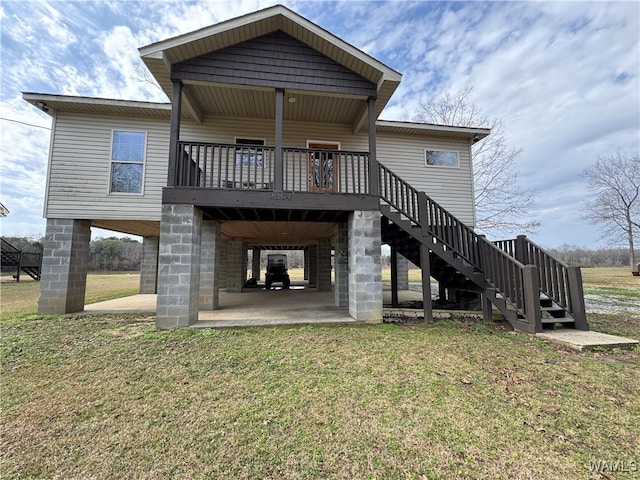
[171,31,377,97]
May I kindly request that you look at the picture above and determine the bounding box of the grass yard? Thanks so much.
[0,273,140,321]
[1,269,639,479]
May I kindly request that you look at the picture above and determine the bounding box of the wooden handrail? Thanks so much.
[494,236,587,328]
[378,163,536,326]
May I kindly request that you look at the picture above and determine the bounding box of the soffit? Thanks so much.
[22,93,171,118]
[375,120,491,141]
[221,221,336,246]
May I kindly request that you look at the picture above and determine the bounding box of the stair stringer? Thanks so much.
[380,205,530,327]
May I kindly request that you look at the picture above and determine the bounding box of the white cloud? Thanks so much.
[0,0,637,247]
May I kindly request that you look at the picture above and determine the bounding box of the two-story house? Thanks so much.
[25,5,587,332]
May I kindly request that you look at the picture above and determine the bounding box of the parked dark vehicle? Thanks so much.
[265,254,290,289]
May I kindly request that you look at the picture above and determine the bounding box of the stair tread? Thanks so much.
[541,318,575,323]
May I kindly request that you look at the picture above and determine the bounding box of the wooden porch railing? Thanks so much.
[176,142,275,189]
[494,236,587,328]
[175,142,370,194]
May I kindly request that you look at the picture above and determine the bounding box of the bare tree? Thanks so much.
[583,152,640,269]
[413,86,539,236]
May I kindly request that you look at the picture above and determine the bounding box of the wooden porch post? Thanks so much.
[567,266,588,330]
[368,96,379,197]
[420,243,433,321]
[515,235,528,264]
[390,247,399,307]
[523,265,542,332]
[274,88,284,192]
[167,79,183,187]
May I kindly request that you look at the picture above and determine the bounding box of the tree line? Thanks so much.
[2,236,637,272]
[1,236,142,272]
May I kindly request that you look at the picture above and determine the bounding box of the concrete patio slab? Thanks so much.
[537,329,639,352]
[84,294,157,313]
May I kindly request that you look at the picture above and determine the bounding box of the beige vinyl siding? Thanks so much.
[377,133,475,226]
[45,112,169,221]
[44,112,474,226]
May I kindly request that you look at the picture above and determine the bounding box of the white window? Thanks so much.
[235,138,265,167]
[110,131,146,193]
[425,150,459,168]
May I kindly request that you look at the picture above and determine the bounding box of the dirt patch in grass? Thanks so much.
[2,315,639,480]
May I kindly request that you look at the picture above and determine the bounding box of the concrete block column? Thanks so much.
[139,236,159,294]
[156,204,203,329]
[303,248,309,281]
[199,221,221,310]
[223,238,245,292]
[251,247,261,281]
[396,254,409,290]
[334,223,349,307]
[317,238,332,292]
[348,210,383,323]
[38,219,91,314]
[307,244,317,288]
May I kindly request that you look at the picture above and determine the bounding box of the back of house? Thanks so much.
[25,5,587,333]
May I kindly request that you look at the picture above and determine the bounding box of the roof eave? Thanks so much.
[376,119,491,140]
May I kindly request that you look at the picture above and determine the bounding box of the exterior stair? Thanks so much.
[377,164,588,333]
[1,238,42,282]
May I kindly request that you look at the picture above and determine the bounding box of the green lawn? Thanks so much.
[1,270,638,479]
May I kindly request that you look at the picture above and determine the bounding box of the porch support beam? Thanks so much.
[274,88,284,192]
[367,96,379,197]
[156,204,203,329]
[199,220,220,310]
[348,210,383,323]
[251,247,261,281]
[139,236,159,294]
[420,243,433,322]
[334,223,349,307]
[390,247,399,307]
[167,79,183,187]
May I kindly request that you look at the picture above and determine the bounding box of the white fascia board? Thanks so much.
[376,120,491,139]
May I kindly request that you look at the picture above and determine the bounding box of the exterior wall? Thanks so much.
[377,132,475,226]
[180,117,475,223]
[44,112,169,221]
[43,112,475,225]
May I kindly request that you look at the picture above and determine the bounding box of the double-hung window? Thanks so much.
[235,138,265,167]
[425,149,459,168]
[110,130,146,193]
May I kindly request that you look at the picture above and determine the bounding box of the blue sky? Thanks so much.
[0,0,638,248]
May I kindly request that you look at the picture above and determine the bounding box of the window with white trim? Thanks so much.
[235,138,265,167]
[425,150,459,168]
[110,130,146,194]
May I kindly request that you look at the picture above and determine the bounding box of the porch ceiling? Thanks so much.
[184,84,365,124]
[221,221,336,247]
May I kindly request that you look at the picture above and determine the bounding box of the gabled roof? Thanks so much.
[138,4,402,121]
